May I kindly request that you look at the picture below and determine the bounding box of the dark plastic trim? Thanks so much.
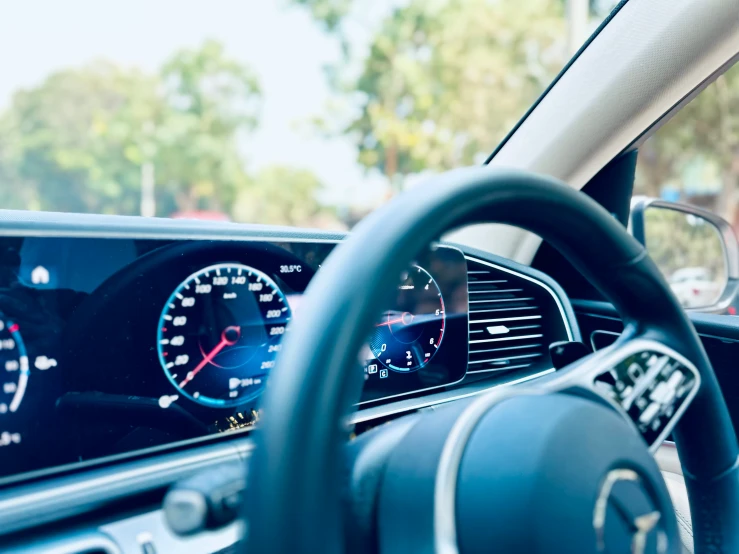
[573,298,739,344]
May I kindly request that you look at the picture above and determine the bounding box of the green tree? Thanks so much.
[156,39,261,214]
[232,165,338,228]
[346,0,565,189]
[291,0,351,31]
[291,0,615,35]
[0,40,263,218]
[636,64,739,224]
[291,0,622,193]
[0,62,164,214]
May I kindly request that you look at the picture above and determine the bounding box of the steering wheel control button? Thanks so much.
[592,347,699,448]
[638,402,661,425]
[627,362,644,381]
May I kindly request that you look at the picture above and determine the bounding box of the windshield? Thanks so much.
[0,1,618,230]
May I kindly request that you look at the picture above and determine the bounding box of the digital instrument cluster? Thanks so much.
[0,235,469,484]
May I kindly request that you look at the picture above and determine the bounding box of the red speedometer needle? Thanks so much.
[376,317,404,327]
[375,312,413,327]
[179,326,240,388]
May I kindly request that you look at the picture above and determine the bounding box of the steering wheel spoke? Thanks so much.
[551,338,701,452]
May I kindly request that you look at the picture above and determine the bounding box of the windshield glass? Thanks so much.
[0,1,618,230]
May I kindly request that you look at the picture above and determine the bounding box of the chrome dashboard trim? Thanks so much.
[0,441,253,535]
[4,533,122,554]
[590,329,620,351]
[349,367,555,424]
[1,230,348,243]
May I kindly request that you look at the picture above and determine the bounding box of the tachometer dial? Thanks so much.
[0,316,29,415]
[157,263,290,408]
[369,266,445,372]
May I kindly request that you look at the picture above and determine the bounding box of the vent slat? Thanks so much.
[470,333,544,345]
[469,352,543,365]
[469,306,537,314]
[471,343,543,354]
[468,297,535,304]
[468,288,523,294]
[471,315,542,324]
[466,362,534,374]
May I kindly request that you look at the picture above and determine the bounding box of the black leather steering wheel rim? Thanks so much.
[246,167,739,553]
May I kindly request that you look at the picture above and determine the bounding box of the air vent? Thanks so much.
[466,256,572,374]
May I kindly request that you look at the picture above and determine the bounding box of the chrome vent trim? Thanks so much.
[465,256,574,374]
[3,533,121,554]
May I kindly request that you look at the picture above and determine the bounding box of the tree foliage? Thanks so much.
[0,63,164,214]
[155,39,261,214]
[233,166,336,228]
[291,0,352,31]
[292,0,568,191]
[0,40,333,226]
[637,64,739,225]
[645,207,726,281]
[348,0,565,187]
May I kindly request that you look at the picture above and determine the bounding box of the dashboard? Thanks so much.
[0,213,577,489]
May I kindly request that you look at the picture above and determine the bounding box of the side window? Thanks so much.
[635,63,739,314]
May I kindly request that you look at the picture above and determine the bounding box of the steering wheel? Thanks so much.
[246,168,739,554]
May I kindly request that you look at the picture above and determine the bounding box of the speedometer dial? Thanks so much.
[369,266,445,372]
[0,316,29,415]
[157,263,290,408]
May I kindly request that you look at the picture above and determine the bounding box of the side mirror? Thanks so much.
[630,197,739,313]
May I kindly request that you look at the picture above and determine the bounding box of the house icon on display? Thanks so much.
[31,265,49,285]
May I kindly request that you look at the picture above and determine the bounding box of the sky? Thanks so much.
[0,0,396,208]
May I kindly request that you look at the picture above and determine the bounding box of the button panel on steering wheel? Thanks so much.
[593,349,699,447]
